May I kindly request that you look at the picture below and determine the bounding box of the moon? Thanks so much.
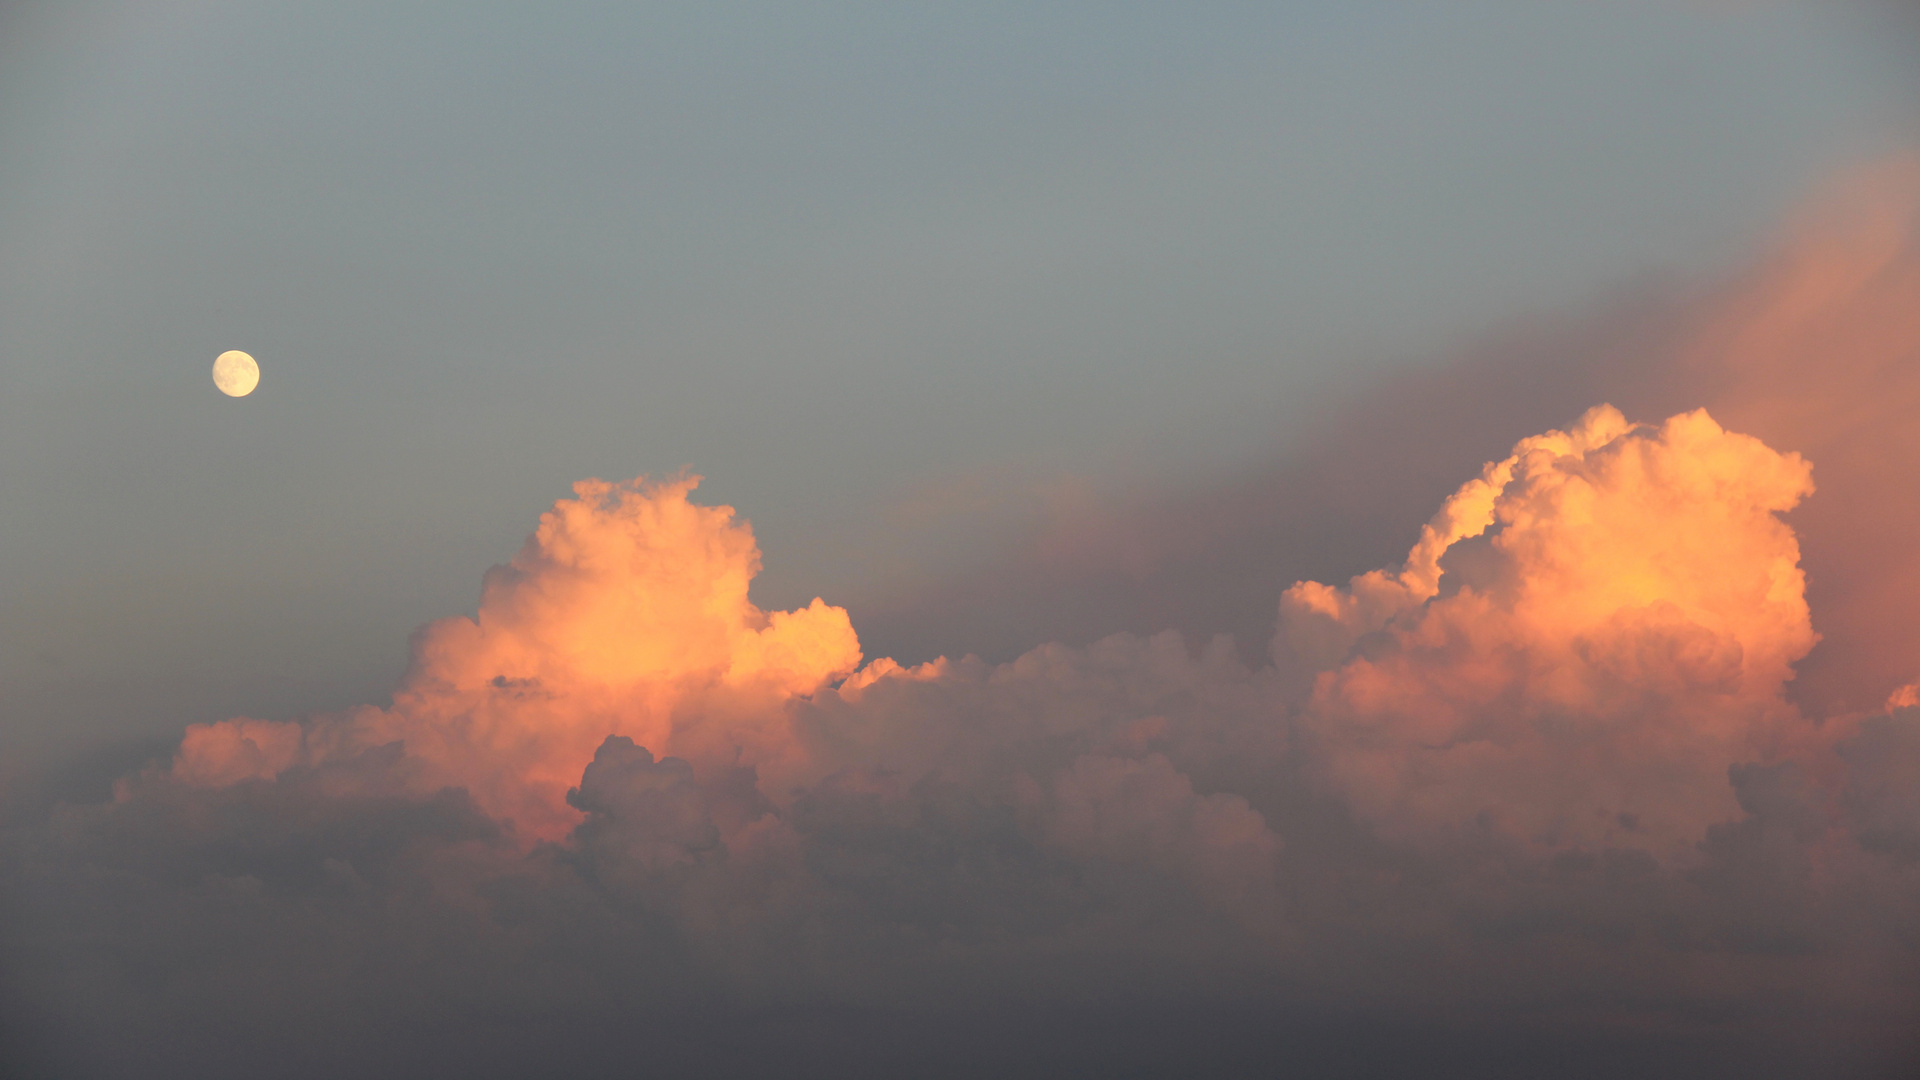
[212,350,260,397]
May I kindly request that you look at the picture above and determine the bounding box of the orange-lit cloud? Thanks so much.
[1284,406,1817,855]
[175,475,862,837]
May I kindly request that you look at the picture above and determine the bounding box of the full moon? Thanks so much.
[212,350,260,397]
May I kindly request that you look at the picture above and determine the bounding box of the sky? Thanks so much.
[4,0,1916,761]
[4,3,1920,1078]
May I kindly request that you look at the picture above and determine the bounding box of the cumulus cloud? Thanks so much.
[9,161,1920,1078]
[172,475,862,839]
[1285,406,1817,855]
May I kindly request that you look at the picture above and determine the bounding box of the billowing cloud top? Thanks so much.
[1285,406,1816,855]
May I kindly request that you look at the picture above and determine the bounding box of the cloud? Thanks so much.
[1285,406,1817,856]
[15,397,1911,1077]
[171,475,862,839]
[10,159,1920,1077]
[567,736,721,879]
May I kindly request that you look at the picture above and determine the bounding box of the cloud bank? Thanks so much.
[7,161,1920,1078]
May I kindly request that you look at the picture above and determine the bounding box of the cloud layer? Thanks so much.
[8,162,1920,1078]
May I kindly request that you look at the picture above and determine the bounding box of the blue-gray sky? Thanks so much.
[2,0,1916,764]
